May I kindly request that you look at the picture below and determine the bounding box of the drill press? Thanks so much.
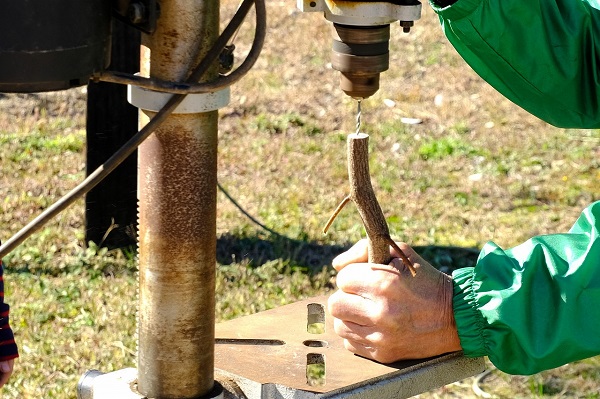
[298,0,422,99]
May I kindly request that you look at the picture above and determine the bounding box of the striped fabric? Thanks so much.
[0,260,18,361]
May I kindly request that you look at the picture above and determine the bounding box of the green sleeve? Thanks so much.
[430,0,600,128]
[452,201,600,375]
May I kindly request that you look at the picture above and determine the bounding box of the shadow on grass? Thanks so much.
[216,233,351,272]
[6,234,480,276]
[414,245,480,272]
[216,233,480,273]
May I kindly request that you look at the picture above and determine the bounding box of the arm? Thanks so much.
[430,0,600,128]
[454,201,600,374]
[0,259,18,387]
[329,201,600,375]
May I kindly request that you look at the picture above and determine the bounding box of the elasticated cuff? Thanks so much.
[452,267,488,358]
[429,0,482,21]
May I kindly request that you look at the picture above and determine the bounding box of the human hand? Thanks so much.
[0,358,14,387]
[328,239,462,363]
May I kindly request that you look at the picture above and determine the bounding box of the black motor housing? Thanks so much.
[0,0,112,93]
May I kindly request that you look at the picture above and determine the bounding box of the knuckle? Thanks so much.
[369,300,393,325]
[369,307,385,325]
[367,331,385,347]
[333,318,346,336]
[343,339,356,353]
[373,351,397,364]
[327,291,343,316]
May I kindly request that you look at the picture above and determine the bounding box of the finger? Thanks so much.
[0,359,13,373]
[0,371,10,388]
[328,291,374,326]
[390,242,426,267]
[334,263,373,294]
[0,360,13,388]
[343,338,377,361]
[335,262,401,296]
[371,257,413,277]
[332,239,368,271]
[333,318,382,345]
[333,317,384,340]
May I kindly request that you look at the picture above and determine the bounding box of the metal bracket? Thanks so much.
[77,368,226,399]
[77,368,145,399]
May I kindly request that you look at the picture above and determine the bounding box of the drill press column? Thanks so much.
[137,0,220,397]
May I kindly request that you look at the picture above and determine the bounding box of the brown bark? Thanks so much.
[347,133,392,264]
[325,133,415,275]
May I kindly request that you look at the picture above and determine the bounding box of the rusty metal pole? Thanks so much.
[137,0,219,397]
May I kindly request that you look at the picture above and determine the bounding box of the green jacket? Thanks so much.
[430,0,600,374]
[452,202,600,375]
[431,0,600,128]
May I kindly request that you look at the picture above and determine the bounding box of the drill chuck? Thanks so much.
[331,24,390,99]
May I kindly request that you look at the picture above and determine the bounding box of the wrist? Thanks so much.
[451,268,488,357]
[441,273,463,353]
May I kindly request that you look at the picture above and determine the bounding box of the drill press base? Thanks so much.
[78,295,484,399]
[214,295,485,399]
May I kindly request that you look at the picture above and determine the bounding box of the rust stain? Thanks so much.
[164,28,180,39]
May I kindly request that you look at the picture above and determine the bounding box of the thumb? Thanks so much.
[332,239,369,271]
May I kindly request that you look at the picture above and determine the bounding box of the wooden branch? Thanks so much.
[323,195,351,235]
[347,133,416,276]
[347,133,390,263]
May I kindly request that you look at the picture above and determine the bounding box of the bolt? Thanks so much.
[128,2,147,25]
[400,21,413,33]
[219,44,236,74]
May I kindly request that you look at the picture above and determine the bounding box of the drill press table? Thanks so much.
[215,295,485,399]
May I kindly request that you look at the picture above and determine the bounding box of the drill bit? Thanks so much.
[355,99,362,134]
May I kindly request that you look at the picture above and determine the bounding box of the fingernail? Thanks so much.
[332,258,350,272]
[332,254,341,266]
[389,258,403,270]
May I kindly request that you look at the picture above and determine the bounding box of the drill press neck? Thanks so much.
[331,24,390,99]
[297,0,422,98]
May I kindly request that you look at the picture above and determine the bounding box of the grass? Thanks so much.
[1,0,599,397]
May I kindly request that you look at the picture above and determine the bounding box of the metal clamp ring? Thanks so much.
[128,83,230,114]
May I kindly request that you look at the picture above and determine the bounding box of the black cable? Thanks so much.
[0,0,267,258]
[217,182,289,240]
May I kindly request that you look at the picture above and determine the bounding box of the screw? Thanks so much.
[400,21,413,33]
[128,2,147,25]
